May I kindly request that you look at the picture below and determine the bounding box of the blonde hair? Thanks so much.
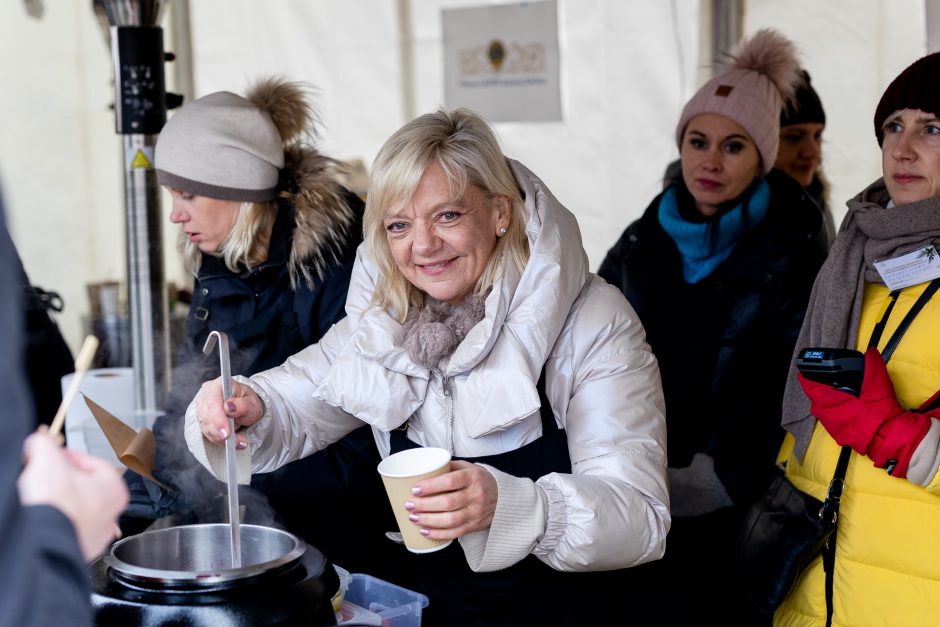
[364,108,529,322]
[180,200,277,275]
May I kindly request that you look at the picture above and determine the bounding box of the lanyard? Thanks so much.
[867,278,940,358]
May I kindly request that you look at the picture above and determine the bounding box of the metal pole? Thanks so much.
[98,1,171,418]
[122,133,168,415]
[169,0,195,102]
[396,0,415,122]
[710,0,743,75]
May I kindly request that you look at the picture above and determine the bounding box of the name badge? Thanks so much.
[873,245,940,291]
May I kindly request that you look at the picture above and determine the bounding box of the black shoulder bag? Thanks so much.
[736,278,940,618]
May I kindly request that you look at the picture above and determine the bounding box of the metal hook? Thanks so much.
[202,331,232,401]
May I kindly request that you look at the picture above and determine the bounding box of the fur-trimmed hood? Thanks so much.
[244,77,359,289]
[279,143,359,289]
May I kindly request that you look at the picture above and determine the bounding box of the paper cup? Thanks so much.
[378,447,453,554]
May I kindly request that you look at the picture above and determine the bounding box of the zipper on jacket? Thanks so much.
[438,371,456,455]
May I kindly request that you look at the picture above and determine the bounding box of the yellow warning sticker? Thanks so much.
[131,149,153,169]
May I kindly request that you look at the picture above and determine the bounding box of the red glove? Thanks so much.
[869,411,932,477]
[798,346,933,477]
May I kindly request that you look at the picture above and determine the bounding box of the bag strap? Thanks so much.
[821,277,940,627]
[865,288,900,351]
[918,388,940,413]
[873,278,940,358]
[822,445,851,627]
[890,278,940,411]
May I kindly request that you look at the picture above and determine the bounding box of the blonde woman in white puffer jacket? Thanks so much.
[185,108,669,626]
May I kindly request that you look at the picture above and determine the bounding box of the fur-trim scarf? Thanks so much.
[400,293,488,369]
[782,178,940,459]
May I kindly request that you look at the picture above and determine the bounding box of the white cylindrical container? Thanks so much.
[62,367,136,465]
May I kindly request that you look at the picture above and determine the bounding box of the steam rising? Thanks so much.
[149,337,282,529]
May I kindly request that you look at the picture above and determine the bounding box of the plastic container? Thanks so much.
[344,573,429,627]
[331,565,353,613]
[336,601,382,626]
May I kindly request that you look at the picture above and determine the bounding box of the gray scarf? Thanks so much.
[400,293,488,370]
[782,178,940,460]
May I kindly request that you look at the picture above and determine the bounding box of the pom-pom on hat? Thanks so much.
[675,29,801,175]
[155,78,315,202]
[873,51,940,146]
[781,70,826,127]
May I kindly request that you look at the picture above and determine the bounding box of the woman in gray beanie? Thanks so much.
[125,78,405,584]
[778,50,940,626]
[599,29,829,625]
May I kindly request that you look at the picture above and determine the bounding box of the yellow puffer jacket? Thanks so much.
[776,281,940,627]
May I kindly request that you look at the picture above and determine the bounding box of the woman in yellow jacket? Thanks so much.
[778,52,940,626]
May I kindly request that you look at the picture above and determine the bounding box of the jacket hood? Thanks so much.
[313,159,590,435]
[281,144,358,288]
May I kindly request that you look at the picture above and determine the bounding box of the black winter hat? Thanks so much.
[874,51,940,146]
[780,70,825,127]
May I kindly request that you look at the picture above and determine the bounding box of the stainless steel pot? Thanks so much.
[106,523,304,585]
[91,524,338,626]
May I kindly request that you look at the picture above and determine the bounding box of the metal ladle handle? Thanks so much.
[202,330,241,568]
[203,331,233,401]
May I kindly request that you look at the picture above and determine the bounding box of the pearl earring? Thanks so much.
[499,226,507,236]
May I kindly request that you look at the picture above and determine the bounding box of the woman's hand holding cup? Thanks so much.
[407,460,499,540]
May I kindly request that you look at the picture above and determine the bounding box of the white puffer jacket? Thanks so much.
[186,160,669,573]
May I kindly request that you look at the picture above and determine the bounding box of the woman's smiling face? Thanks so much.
[384,163,510,305]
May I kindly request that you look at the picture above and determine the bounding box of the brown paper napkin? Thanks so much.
[82,394,171,490]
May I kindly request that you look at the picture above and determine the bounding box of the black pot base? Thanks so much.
[90,545,339,626]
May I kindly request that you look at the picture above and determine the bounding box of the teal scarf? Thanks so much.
[658,179,770,284]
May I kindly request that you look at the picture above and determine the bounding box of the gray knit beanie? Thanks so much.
[155,91,284,202]
[675,29,801,175]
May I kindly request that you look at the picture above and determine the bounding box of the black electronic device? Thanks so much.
[796,348,865,396]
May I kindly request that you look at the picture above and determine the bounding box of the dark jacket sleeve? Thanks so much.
[598,194,664,296]
[0,199,91,627]
[598,227,634,292]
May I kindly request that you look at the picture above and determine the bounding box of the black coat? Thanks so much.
[173,192,360,411]
[598,170,828,504]
[0,201,91,626]
[139,190,366,531]
[155,193,363,476]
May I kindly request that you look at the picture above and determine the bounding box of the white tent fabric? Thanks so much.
[0,0,928,350]
[745,1,927,230]
[186,0,700,270]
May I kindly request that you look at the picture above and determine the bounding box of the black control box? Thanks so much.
[796,348,865,396]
